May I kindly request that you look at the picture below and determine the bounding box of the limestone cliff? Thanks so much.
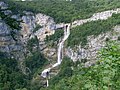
[66,26,120,67]
[0,1,57,69]
[0,1,120,76]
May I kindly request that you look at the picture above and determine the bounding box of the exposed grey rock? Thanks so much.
[0,20,25,61]
[9,44,23,51]
[0,46,10,53]
[66,26,120,65]
[34,13,56,41]
[0,21,10,35]
[36,13,55,26]
[39,44,47,51]
[0,1,8,10]
[20,13,36,41]
[11,14,22,21]
[72,8,120,28]
[0,36,11,42]
[22,15,36,30]
[55,23,64,30]
[23,11,34,15]
[39,41,45,45]
[2,10,12,15]
[1,1,120,71]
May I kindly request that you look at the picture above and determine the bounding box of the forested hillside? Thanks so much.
[7,0,120,23]
[46,41,120,90]
[0,1,48,89]
[68,14,120,47]
[0,0,120,90]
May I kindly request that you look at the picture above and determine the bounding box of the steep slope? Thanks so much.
[47,41,120,90]
[0,0,120,90]
[0,1,49,90]
[40,8,120,88]
[7,0,120,23]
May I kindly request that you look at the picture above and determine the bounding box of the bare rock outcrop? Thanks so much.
[0,20,25,60]
[66,26,120,67]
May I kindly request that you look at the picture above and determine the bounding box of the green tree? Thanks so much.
[48,41,120,90]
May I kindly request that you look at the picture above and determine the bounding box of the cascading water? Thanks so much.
[40,8,120,87]
[41,24,71,86]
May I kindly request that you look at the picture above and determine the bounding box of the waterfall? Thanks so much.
[41,8,120,87]
[41,24,71,86]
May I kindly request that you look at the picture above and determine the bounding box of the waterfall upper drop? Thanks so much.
[41,24,71,79]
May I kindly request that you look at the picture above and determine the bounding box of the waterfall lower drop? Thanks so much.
[41,24,71,87]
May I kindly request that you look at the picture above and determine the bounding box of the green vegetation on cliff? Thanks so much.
[67,14,120,47]
[7,0,120,23]
[45,29,64,47]
[0,52,28,90]
[49,57,73,86]
[26,36,48,76]
[47,41,120,90]
[0,36,48,90]
[1,1,120,90]
[0,8,21,30]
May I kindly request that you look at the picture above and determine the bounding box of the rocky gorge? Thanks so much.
[0,1,120,88]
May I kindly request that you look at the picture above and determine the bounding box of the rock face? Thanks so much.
[20,11,58,41]
[21,11,36,42]
[66,26,120,67]
[0,1,120,70]
[35,13,56,41]
[0,1,58,62]
[0,20,12,53]
[20,12,57,60]
[0,1,24,60]
[0,20,25,60]
[72,8,120,27]
[0,1,8,10]
[36,13,55,27]
[65,8,120,67]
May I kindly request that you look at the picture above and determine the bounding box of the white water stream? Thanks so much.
[41,8,120,87]
[41,24,71,82]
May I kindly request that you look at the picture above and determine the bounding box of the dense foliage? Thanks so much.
[0,8,21,30]
[0,37,48,90]
[0,52,28,90]
[33,24,42,33]
[25,51,47,75]
[45,29,64,47]
[27,36,39,52]
[67,14,120,47]
[49,57,73,86]
[24,51,48,89]
[7,0,120,23]
[0,4,21,41]
[1,1,120,90]
[47,41,120,90]
[26,36,48,75]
